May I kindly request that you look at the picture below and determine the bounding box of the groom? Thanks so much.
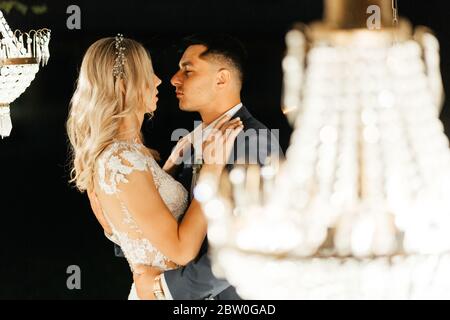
[134,34,282,300]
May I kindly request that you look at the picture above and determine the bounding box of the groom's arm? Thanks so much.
[132,251,230,300]
[162,250,230,300]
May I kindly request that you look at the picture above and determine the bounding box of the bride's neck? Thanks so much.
[116,115,141,142]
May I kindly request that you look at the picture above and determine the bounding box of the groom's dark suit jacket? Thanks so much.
[165,106,282,300]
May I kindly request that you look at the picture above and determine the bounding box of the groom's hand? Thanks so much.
[133,265,162,300]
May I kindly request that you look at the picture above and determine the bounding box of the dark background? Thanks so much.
[0,0,449,299]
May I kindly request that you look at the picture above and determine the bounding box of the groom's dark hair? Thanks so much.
[181,34,248,87]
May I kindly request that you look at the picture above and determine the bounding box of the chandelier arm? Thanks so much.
[414,26,445,114]
[281,24,306,125]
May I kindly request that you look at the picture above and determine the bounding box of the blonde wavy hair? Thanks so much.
[67,37,156,192]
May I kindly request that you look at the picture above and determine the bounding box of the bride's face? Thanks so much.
[143,74,162,114]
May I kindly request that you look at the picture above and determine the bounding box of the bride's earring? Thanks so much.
[141,113,154,141]
[144,112,154,128]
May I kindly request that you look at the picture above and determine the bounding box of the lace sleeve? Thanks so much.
[97,141,152,195]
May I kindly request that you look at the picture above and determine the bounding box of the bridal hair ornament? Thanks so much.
[0,9,51,138]
[113,34,126,80]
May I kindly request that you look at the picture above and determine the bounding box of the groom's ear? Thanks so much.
[216,68,231,88]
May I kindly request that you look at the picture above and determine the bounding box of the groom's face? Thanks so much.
[171,45,218,112]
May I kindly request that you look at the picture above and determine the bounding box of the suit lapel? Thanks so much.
[175,144,195,194]
[231,105,252,122]
[227,106,254,170]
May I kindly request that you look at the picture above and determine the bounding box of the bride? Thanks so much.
[66,35,243,299]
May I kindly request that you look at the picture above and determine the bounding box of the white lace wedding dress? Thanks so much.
[95,139,188,300]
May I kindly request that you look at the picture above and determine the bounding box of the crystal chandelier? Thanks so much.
[196,0,450,299]
[0,9,50,138]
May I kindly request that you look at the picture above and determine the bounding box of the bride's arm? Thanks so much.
[162,159,180,176]
[116,165,220,266]
[117,119,243,266]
